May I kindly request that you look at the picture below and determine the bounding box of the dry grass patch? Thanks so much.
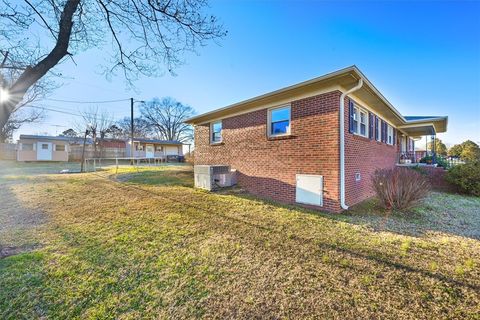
[0,165,479,319]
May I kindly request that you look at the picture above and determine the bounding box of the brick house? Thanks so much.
[186,66,448,212]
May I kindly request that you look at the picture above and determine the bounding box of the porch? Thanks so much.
[126,138,184,162]
[396,115,448,166]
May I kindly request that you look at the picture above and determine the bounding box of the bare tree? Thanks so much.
[74,106,113,156]
[0,0,226,138]
[116,117,153,139]
[140,97,194,143]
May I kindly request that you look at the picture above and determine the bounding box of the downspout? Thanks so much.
[339,78,363,210]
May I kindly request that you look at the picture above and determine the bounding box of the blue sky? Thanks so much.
[19,0,480,147]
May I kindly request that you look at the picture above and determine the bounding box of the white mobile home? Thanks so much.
[17,135,70,162]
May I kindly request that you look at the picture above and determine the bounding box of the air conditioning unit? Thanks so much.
[194,165,237,191]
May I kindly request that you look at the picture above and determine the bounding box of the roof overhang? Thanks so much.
[185,66,448,136]
[397,116,448,138]
[18,135,71,142]
[131,139,183,145]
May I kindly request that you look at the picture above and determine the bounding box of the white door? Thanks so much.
[145,145,155,158]
[37,142,52,161]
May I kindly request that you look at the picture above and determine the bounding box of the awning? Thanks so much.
[397,116,448,138]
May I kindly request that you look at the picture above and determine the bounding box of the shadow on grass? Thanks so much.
[113,166,480,241]
[215,182,480,243]
[340,193,480,241]
[115,169,194,187]
[0,183,46,259]
[91,173,479,292]
[0,160,81,178]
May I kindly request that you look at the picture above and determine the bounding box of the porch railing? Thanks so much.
[397,151,418,164]
[397,152,463,168]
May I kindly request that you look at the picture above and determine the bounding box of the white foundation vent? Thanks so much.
[295,174,323,207]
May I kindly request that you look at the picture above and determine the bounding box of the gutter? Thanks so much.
[339,78,363,210]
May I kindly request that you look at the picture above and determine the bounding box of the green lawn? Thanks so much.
[0,163,479,319]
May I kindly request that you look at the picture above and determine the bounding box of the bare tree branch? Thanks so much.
[0,108,45,142]
[0,0,225,140]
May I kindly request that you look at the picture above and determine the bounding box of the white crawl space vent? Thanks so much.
[295,174,323,206]
[194,165,237,191]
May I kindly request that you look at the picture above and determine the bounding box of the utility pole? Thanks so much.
[130,97,134,163]
[80,127,89,172]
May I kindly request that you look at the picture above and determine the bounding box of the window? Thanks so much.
[387,125,394,145]
[352,105,369,137]
[156,146,163,152]
[211,120,222,143]
[41,144,48,150]
[268,105,291,136]
[376,117,381,142]
[352,107,358,134]
[22,143,33,151]
[55,144,65,151]
[359,110,367,136]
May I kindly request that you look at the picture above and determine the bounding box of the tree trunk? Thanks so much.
[0,0,81,132]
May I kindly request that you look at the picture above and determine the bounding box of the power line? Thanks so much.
[26,105,84,117]
[36,103,114,115]
[25,103,128,120]
[26,105,122,123]
[41,122,69,128]
[43,98,131,104]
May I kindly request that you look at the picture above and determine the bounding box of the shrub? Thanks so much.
[419,155,450,168]
[410,165,427,175]
[419,155,433,164]
[445,161,480,196]
[371,167,431,210]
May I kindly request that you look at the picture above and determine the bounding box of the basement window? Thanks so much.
[268,105,291,137]
[211,120,222,143]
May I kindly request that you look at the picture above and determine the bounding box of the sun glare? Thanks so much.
[0,88,10,103]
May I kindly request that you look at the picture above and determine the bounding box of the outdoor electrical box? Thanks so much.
[194,165,236,191]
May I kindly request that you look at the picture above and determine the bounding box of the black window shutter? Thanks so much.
[375,116,378,140]
[348,100,354,133]
[380,120,383,142]
[384,122,388,143]
[381,120,386,143]
[369,113,374,139]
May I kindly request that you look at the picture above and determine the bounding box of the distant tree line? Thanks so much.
[448,140,480,162]
[424,138,479,163]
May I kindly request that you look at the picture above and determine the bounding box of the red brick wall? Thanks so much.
[343,97,399,207]
[421,166,452,192]
[194,92,401,212]
[194,91,343,212]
